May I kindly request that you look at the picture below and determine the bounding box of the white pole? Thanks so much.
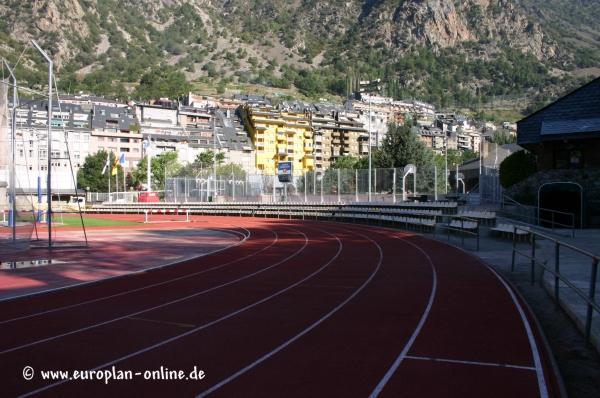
[115,162,119,201]
[231,164,235,202]
[402,174,406,202]
[337,169,341,203]
[31,40,53,246]
[3,59,17,243]
[456,164,459,192]
[368,99,372,202]
[445,135,448,195]
[213,116,217,199]
[320,174,323,203]
[108,160,111,202]
[392,168,396,203]
[413,168,417,197]
[304,171,307,203]
[355,169,358,202]
[146,140,151,192]
[434,165,438,201]
[272,175,276,202]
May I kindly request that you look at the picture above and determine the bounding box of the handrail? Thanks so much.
[511,225,599,343]
[501,194,576,237]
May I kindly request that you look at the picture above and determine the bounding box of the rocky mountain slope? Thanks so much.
[0,0,598,114]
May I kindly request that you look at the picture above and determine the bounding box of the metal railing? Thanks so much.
[511,226,599,343]
[501,195,576,238]
[442,215,480,251]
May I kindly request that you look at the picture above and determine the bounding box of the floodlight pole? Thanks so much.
[31,40,53,247]
[2,59,17,243]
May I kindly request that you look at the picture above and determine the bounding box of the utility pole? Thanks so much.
[31,40,53,247]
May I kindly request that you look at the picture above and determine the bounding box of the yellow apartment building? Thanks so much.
[242,106,315,176]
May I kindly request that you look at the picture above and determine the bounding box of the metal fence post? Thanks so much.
[304,171,307,203]
[554,242,560,302]
[392,168,397,204]
[337,169,341,203]
[511,225,517,272]
[585,258,598,343]
[530,234,536,285]
[320,175,324,204]
[355,169,358,202]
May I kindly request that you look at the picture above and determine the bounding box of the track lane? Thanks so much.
[194,222,435,398]
[5,224,338,396]
[0,218,561,398]
[0,227,302,354]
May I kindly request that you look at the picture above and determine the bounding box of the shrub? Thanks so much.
[499,150,537,188]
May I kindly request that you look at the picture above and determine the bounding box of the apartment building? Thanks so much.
[89,105,141,170]
[11,100,92,194]
[242,105,314,177]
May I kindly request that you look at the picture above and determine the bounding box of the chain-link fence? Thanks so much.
[163,163,459,204]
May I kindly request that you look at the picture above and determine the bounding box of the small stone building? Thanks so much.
[517,77,600,228]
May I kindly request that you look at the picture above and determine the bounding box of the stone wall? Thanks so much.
[505,168,600,227]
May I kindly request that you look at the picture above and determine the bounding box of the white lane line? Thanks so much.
[18,226,342,398]
[369,235,438,398]
[0,227,257,324]
[405,355,537,371]
[0,226,250,306]
[484,263,549,398]
[441,240,550,398]
[1,228,307,355]
[196,230,382,398]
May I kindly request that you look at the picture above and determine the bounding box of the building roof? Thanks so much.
[517,77,600,145]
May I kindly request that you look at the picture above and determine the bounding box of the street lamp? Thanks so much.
[31,40,53,247]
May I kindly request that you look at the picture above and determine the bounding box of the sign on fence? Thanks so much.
[277,161,293,183]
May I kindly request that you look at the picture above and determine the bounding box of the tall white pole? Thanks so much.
[145,139,151,192]
[456,164,459,192]
[213,116,217,199]
[31,41,53,247]
[392,168,396,203]
[355,169,358,202]
[320,174,323,203]
[337,168,341,203]
[3,59,17,243]
[304,171,307,203]
[445,135,448,195]
[368,99,372,202]
[434,165,438,201]
[232,164,235,202]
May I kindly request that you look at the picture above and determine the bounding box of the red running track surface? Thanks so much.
[0,217,561,397]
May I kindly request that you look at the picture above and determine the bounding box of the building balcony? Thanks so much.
[304,131,313,138]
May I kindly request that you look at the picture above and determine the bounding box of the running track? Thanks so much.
[0,216,561,397]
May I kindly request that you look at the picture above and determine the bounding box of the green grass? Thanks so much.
[55,216,140,228]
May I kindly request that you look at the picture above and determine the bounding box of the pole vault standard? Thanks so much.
[31,40,53,247]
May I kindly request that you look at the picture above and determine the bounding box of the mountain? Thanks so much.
[0,0,598,117]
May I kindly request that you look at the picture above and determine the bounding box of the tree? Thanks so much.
[134,65,190,100]
[132,151,182,191]
[377,123,434,169]
[216,162,246,179]
[77,150,123,192]
[499,150,537,188]
[331,156,359,169]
